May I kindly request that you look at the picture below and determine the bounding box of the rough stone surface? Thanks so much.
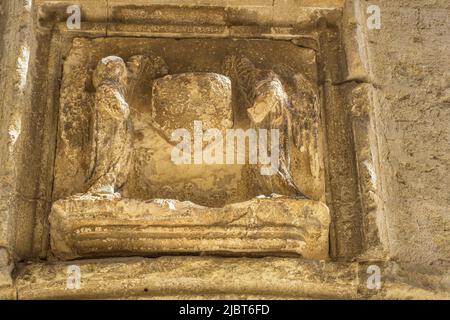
[152,72,233,139]
[0,0,448,300]
[88,56,133,195]
[14,257,450,300]
[15,257,358,300]
[49,195,330,261]
[0,248,14,299]
[361,0,450,269]
[53,38,325,210]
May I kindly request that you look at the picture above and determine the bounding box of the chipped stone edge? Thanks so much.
[12,256,450,300]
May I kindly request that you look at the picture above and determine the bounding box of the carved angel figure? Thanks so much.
[87,56,133,195]
[224,55,305,197]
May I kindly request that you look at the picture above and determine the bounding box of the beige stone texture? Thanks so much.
[15,257,360,299]
[49,195,330,260]
[360,0,450,269]
[53,37,325,208]
[14,257,450,300]
[152,72,233,139]
[0,0,449,300]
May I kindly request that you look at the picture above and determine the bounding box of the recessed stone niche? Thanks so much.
[25,2,368,262]
[54,38,325,206]
[50,36,331,260]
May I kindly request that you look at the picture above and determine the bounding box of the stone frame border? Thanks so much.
[28,1,366,260]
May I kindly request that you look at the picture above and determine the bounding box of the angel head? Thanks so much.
[92,56,128,89]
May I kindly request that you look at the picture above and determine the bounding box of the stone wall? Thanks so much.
[0,0,448,299]
[360,0,450,270]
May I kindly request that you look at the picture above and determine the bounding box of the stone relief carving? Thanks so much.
[88,56,133,195]
[50,39,329,261]
[87,55,170,196]
[224,55,304,197]
[87,53,315,199]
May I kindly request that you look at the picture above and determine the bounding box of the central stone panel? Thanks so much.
[51,37,329,261]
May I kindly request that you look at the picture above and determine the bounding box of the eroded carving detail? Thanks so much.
[88,56,133,195]
[224,55,311,197]
[151,72,233,141]
[51,46,329,261]
[50,195,330,260]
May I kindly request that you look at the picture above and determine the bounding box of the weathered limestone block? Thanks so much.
[49,195,330,261]
[223,55,324,199]
[349,83,385,257]
[341,0,371,82]
[152,72,233,139]
[54,38,324,207]
[0,248,14,299]
[15,257,357,300]
[14,256,450,300]
[88,56,133,195]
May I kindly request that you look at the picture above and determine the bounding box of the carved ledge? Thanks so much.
[15,257,449,300]
[49,195,330,261]
[16,257,356,300]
